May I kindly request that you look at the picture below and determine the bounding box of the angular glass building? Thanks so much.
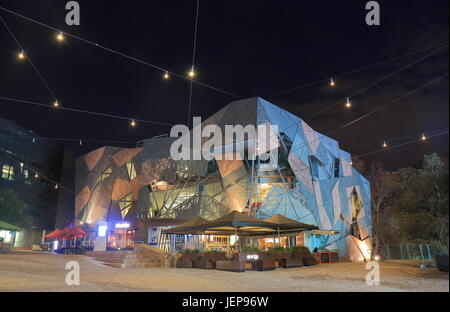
[75,98,372,261]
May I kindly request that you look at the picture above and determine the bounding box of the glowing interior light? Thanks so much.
[382,141,388,148]
[34,172,39,178]
[56,32,64,42]
[53,240,59,250]
[115,223,130,229]
[54,184,59,189]
[345,97,352,108]
[53,100,59,107]
[421,133,427,141]
[260,183,269,189]
[130,119,136,127]
[374,255,380,261]
[163,70,169,79]
[79,140,83,146]
[98,225,107,237]
[18,50,25,60]
[330,77,335,86]
[32,137,36,143]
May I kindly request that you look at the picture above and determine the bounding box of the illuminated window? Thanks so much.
[126,160,137,181]
[2,164,14,180]
[95,166,112,187]
[119,193,134,219]
[23,169,31,185]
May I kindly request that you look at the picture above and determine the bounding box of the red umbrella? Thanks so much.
[62,225,87,236]
[44,229,63,239]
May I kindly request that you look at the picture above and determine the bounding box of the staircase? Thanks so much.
[86,244,168,268]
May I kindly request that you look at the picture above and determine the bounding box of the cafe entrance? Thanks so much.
[107,229,135,249]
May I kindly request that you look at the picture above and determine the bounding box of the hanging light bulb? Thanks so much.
[330,77,335,87]
[421,133,427,141]
[18,50,25,60]
[56,31,65,42]
[79,139,83,146]
[32,137,36,143]
[53,100,59,107]
[345,97,352,108]
[34,172,39,178]
[188,65,195,78]
[54,183,59,190]
[382,141,388,148]
[163,70,169,80]
[130,119,136,127]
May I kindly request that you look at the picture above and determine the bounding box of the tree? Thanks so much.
[0,189,28,226]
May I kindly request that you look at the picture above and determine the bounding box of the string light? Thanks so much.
[56,31,64,42]
[382,141,388,148]
[345,97,352,108]
[17,50,25,60]
[53,100,59,107]
[330,78,335,87]
[421,133,427,141]
[130,119,136,127]
[188,65,195,78]
[163,70,169,80]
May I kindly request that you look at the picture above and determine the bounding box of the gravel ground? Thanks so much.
[0,251,448,292]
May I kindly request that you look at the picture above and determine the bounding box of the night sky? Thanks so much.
[1,0,448,170]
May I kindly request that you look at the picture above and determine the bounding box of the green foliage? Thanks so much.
[241,246,260,253]
[270,245,287,253]
[0,189,28,227]
[288,246,309,253]
[372,153,449,253]
[203,249,221,254]
[180,248,201,254]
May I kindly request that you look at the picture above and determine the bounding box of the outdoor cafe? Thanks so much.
[162,211,336,272]
[44,225,88,254]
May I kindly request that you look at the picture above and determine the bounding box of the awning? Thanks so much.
[0,220,22,232]
[162,211,320,236]
[264,214,319,231]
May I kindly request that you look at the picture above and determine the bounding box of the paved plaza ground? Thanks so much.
[0,251,448,292]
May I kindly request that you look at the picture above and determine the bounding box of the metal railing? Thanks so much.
[383,243,441,260]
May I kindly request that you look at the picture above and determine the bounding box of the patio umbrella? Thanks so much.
[61,225,87,247]
[160,216,209,234]
[198,211,279,250]
[264,213,319,246]
[44,229,63,239]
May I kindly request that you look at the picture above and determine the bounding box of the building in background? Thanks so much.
[0,118,74,249]
[75,98,372,261]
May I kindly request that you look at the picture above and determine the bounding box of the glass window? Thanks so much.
[333,158,340,178]
[2,164,14,180]
[126,160,137,181]
[119,193,134,219]
[23,169,31,185]
[95,166,112,187]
